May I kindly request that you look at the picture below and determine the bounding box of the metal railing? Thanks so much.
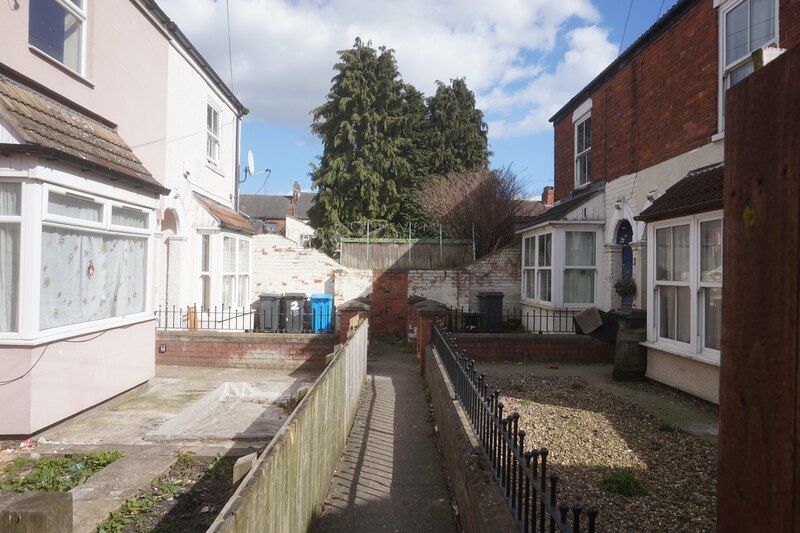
[433,319,598,532]
[154,304,337,334]
[445,307,577,334]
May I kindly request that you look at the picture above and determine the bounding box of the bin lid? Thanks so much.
[478,291,504,297]
[259,293,281,299]
[310,293,333,301]
[283,292,307,299]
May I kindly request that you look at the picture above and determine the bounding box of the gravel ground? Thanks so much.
[491,374,717,533]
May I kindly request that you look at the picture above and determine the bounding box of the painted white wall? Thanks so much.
[285,216,314,246]
[251,234,372,306]
[601,140,725,312]
[0,0,170,181]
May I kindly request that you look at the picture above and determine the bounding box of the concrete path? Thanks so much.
[314,341,458,533]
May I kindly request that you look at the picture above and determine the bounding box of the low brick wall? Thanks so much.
[424,346,517,533]
[454,333,614,364]
[155,331,338,370]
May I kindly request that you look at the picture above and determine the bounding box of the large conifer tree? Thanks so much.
[308,39,414,237]
[428,78,491,175]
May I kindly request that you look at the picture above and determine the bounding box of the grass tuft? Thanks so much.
[600,469,647,497]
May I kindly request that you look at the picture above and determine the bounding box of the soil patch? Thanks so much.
[98,452,240,532]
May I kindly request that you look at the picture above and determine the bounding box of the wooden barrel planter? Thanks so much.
[612,328,647,381]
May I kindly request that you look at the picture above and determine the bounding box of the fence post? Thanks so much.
[0,492,72,533]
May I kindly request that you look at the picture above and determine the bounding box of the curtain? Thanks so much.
[564,269,594,304]
[751,0,776,49]
[112,206,148,229]
[0,184,20,332]
[565,232,595,266]
[40,227,146,329]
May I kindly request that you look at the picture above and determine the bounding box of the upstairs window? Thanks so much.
[29,0,86,74]
[207,104,221,165]
[575,115,591,188]
[722,0,776,88]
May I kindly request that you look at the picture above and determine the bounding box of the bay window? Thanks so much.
[39,188,150,330]
[649,212,723,361]
[29,0,86,74]
[523,233,552,302]
[222,235,249,308]
[522,226,600,308]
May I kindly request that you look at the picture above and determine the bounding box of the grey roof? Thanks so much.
[239,191,316,220]
[293,192,315,220]
[239,194,289,219]
[0,74,167,194]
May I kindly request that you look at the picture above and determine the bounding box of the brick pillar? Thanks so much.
[406,295,426,346]
[337,299,371,345]
[416,300,447,375]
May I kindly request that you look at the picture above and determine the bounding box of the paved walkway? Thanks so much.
[313,340,458,533]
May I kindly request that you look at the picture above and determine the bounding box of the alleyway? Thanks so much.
[313,340,458,532]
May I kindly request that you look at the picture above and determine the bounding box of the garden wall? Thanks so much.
[208,319,369,533]
[155,331,337,370]
[424,346,517,533]
[454,333,614,364]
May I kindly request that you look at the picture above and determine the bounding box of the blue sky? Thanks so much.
[159,0,680,198]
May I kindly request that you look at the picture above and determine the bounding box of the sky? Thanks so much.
[157,0,680,198]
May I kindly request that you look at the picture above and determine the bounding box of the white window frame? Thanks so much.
[221,234,250,309]
[574,113,591,189]
[0,182,23,334]
[28,0,88,75]
[199,233,211,310]
[206,103,221,166]
[521,225,601,309]
[2,183,153,342]
[646,211,723,365]
[715,0,779,134]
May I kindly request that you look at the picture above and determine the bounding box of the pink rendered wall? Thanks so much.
[0,321,155,436]
[0,0,169,182]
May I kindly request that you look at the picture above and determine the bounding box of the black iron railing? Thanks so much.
[432,319,598,532]
[445,307,577,334]
[154,304,337,334]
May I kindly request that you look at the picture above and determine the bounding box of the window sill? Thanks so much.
[641,341,721,367]
[711,131,725,142]
[0,314,155,346]
[29,46,94,88]
[205,162,225,177]
[574,182,591,192]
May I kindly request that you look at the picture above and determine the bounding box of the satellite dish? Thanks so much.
[247,150,255,175]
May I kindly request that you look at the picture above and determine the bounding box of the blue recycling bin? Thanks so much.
[310,294,334,333]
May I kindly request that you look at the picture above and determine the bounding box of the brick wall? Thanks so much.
[454,333,613,364]
[781,1,800,51]
[155,331,337,370]
[251,234,372,306]
[554,0,717,199]
[370,270,409,334]
[407,242,521,312]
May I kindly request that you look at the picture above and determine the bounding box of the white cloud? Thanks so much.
[158,0,616,138]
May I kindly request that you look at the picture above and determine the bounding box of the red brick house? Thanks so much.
[519,0,800,403]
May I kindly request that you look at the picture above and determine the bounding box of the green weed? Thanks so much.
[0,451,123,493]
[600,469,647,497]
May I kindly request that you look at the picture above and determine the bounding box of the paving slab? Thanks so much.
[314,341,457,533]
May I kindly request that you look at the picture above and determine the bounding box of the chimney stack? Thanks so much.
[542,186,555,207]
[288,181,301,217]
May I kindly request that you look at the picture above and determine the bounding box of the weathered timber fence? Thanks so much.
[432,319,599,533]
[207,318,369,533]
[340,238,473,269]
